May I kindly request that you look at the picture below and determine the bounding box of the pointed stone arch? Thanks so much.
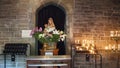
[35,3,66,55]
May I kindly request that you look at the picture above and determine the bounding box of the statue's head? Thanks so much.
[48,17,55,27]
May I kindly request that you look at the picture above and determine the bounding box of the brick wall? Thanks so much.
[73,0,120,48]
[73,0,120,68]
[0,0,73,55]
[0,0,35,54]
[0,0,120,68]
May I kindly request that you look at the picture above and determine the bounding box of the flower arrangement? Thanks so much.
[30,18,66,44]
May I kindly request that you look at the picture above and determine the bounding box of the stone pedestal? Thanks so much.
[40,49,59,55]
[41,42,58,55]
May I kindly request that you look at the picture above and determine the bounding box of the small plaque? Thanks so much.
[45,51,53,55]
[21,30,32,38]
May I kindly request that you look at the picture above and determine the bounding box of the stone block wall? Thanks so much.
[0,0,73,55]
[73,0,120,48]
[73,0,120,68]
[0,0,120,68]
[0,0,34,54]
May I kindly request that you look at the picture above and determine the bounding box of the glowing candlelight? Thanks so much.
[77,40,80,44]
[79,48,82,51]
[76,46,79,50]
[110,31,114,37]
[82,43,85,47]
[105,46,109,50]
[89,50,94,54]
[75,40,77,44]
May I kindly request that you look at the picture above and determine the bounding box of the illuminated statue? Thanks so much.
[44,17,56,33]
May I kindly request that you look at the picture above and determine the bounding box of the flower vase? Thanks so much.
[47,42,57,50]
[43,43,48,50]
[41,42,59,55]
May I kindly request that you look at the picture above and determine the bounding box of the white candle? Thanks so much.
[82,43,85,47]
[115,31,118,36]
[75,40,77,44]
[111,45,115,50]
[105,46,109,50]
[77,40,80,44]
[110,31,114,37]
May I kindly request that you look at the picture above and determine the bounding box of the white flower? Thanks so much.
[60,34,66,41]
[53,30,59,34]
[39,34,44,38]
[60,31,64,34]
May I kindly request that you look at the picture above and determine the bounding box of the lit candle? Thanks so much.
[115,31,118,36]
[105,46,109,50]
[91,47,94,50]
[86,46,89,50]
[76,46,79,50]
[89,50,94,54]
[75,40,77,44]
[79,48,82,51]
[111,45,115,50]
[82,43,85,47]
[82,40,85,44]
[112,45,116,50]
[110,31,114,37]
[77,40,80,44]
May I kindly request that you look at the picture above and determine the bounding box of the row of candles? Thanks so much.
[74,40,95,54]
[105,44,120,50]
[110,31,120,37]
[109,31,120,51]
[74,31,120,53]
[75,40,120,52]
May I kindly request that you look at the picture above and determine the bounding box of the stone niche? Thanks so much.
[30,0,74,55]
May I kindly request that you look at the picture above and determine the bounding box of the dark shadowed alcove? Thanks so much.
[36,3,66,55]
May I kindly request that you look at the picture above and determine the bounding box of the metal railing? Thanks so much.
[0,54,6,68]
[73,53,102,68]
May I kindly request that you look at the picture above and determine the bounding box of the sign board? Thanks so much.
[21,30,32,38]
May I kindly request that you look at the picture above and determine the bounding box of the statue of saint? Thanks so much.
[44,17,56,33]
[48,17,55,28]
